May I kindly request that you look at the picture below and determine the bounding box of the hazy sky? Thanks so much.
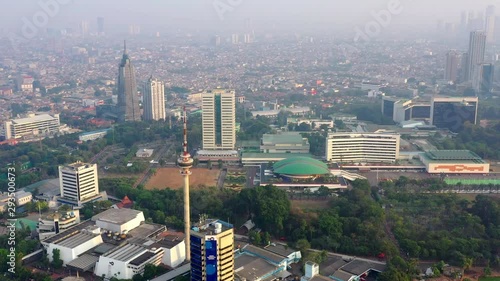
[2,0,499,33]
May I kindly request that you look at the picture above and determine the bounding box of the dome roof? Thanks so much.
[273,157,330,176]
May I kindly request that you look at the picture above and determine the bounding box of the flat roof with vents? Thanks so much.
[424,150,485,163]
[92,208,142,225]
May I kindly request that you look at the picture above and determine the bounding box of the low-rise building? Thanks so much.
[419,150,490,174]
[94,241,164,279]
[14,190,32,206]
[326,133,400,164]
[37,210,81,241]
[157,233,186,268]
[136,148,154,158]
[43,221,104,265]
[3,113,61,140]
[261,133,310,154]
[78,128,111,142]
[92,208,145,234]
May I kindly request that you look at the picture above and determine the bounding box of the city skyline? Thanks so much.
[2,0,499,36]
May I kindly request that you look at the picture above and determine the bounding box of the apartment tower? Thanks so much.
[143,77,166,121]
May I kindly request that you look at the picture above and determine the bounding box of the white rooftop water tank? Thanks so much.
[214,222,222,234]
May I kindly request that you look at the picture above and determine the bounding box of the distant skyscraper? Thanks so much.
[97,17,104,35]
[486,5,496,43]
[468,11,484,31]
[465,31,487,82]
[80,20,89,37]
[202,89,236,150]
[129,25,141,35]
[117,41,141,122]
[487,5,496,17]
[445,51,460,82]
[143,76,166,121]
[231,34,239,45]
[213,35,221,47]
[461,11,468,30]
[243,33,252,44]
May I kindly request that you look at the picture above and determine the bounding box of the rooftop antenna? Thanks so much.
[182,107,188,156]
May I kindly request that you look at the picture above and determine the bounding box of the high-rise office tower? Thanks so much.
[202,89,236,150]
[431,97,479,132]
[117,41,141,122]
[143,77,166,121]
[190,219,234,281]
[465,31,487,82]
[445,51,460,82]
[97,17,104,35]
[59,162,99,205]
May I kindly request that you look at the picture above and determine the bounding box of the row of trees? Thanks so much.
[434,122,500,160]
[383,179,500,268]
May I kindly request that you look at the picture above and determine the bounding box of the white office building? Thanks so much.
[92,208,145,234]
[326,133,400,163]
[3,113,60,140]
[202,89,236,150]
[143,77,166,121]
[94,242,164,280]
[43,222,104,265]
[59,162,99,206]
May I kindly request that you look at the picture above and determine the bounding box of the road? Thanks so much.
[364,170,500,186]
[217,169,227,189]
[133,142,173,188]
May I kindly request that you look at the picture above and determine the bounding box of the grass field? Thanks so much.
[145,167,220,190]
[479,277,500,281]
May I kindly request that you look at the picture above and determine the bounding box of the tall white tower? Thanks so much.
[143,76,166,121]
[201,89,236,150]
[177,107,194,261]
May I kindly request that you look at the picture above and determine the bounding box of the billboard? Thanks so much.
[206,237,218,281]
